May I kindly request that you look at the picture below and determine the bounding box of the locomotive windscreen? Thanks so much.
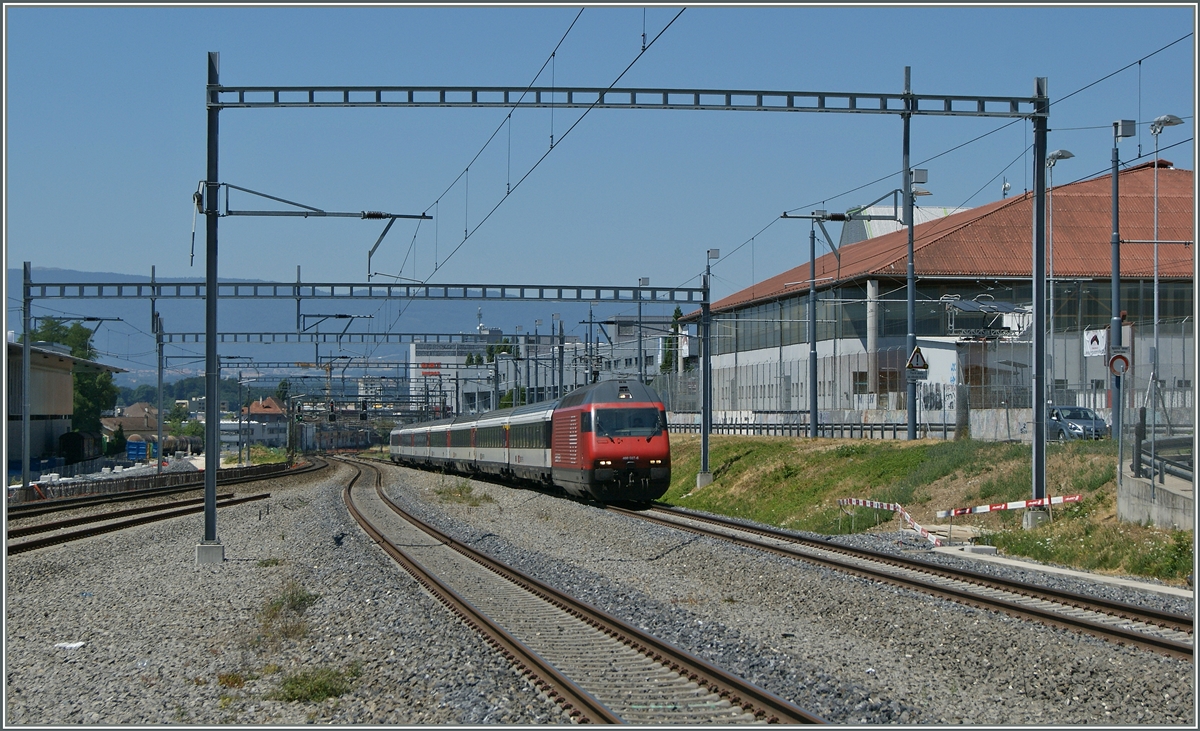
[594,408,663,438]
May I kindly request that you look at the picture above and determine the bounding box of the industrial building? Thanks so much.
[660,161,1193,437]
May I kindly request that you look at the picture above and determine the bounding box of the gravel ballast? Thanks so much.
[4,461,568,725]
[5,457,1194,725]
[381,463,1194,726]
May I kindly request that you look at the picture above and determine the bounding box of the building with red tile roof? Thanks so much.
[670,162,1192,423]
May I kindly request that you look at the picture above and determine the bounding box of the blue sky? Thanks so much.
[3,4,1195,380]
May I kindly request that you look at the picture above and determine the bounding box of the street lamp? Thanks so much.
[534,319,543,403]
[1149,114,1183,479]
[698,249,718,489]
[514,325,524,407]
[781,209,849,438]
[1046,149,1074,405]
[638,277,650,385]
[551,313,562,399]
[1111,120,1135,485]
[800,181,928,439]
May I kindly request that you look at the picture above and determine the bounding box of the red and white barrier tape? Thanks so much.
[936,494,1082,519]
[838,497,942,547]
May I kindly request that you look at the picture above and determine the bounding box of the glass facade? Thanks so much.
[711,279,1193,356]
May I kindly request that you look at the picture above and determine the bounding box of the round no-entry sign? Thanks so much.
[1108,353,1130,376]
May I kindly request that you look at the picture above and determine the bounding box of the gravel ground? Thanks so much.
[378,463,1195,726]
[6,457,1194,725]
[4,461,569,725]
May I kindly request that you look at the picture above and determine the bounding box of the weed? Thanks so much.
[193,676,207,686]
[263,663,281,675]
[662,434,1182,583]
[991,504,1194,582]
[218,696,233,710]
[217,672,245,688]
[266,667,352,703]
[257,558,283,567]
[434,479,495,507]
[258,578,320,644]
[1068,462,1114,493]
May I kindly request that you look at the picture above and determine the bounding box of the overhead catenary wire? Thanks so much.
[701,31,1193,299]
[370,8,686,362]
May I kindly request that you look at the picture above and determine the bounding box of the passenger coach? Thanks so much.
[389,379,670,503]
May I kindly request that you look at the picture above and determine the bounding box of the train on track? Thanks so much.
[389,379,671,503]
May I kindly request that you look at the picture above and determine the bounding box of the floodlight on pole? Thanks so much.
[698,249,718,489]
[1149,114,1183,482]
[1111,119,1135,487]
[552,313,561,399]
[638,277,649,384]
[780,210,845,439]
[1045,149,1073,406]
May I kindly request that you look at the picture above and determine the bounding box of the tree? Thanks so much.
[275,379,291,404]
[661,306,684,373]
[166,403,190,437]
[119,384,157,407]
[486,337,514,363]
[498,387,525,409]
[106,424,127,455]
[26,318,118,433]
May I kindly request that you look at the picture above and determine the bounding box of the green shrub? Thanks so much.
[434,479,495,506]
[267,667,351,703]
[258,579,320,643]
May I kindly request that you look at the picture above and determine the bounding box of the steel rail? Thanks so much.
[6,494,270,555]
[611,506,1192,661]
[6,493,236,538]
[355,459,824,724]
[7,459,325,519]
[645,506,1194,633]
[339,460,620,724]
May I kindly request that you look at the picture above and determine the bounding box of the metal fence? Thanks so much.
[669,421,957,440]
[7,462,291,506]
[651,325,1193,423]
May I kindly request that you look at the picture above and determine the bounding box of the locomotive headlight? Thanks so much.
[650,459,662,465]
[599,460,612,466]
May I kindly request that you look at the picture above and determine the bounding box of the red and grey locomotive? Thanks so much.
[389,379,670,503]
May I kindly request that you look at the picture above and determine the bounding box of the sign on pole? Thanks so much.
[1083,329,1107,357]
[905,346,929,370]
[1108,353,1130,376]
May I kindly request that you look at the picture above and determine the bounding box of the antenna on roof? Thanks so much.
[1002,178,1011,198]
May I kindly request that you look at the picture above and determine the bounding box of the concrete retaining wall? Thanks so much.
[1117,474,1194,531]
[969,408,1033,443]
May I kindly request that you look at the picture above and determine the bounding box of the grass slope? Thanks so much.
[663,434,1192,584]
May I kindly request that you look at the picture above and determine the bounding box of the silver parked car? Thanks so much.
[1048,406,1109,441]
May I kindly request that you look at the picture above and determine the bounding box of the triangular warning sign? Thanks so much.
[906,346,928,370]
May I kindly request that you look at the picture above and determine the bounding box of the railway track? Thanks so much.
[609,505,1194,661]
[6,457,326,520]
[6,493,271,555]
[340,457,825,725]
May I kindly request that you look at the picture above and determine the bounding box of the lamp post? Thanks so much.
[534,319,542,403]
[552,313,563,399]
[1149,114,1183,479]
[786,184,927,438]
[587,301,598,385]
[698,249,718,489]
[638,277,649,385]
[515,325,524,407]
[1110,120,1135,484]
[1046,149,1074,406]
